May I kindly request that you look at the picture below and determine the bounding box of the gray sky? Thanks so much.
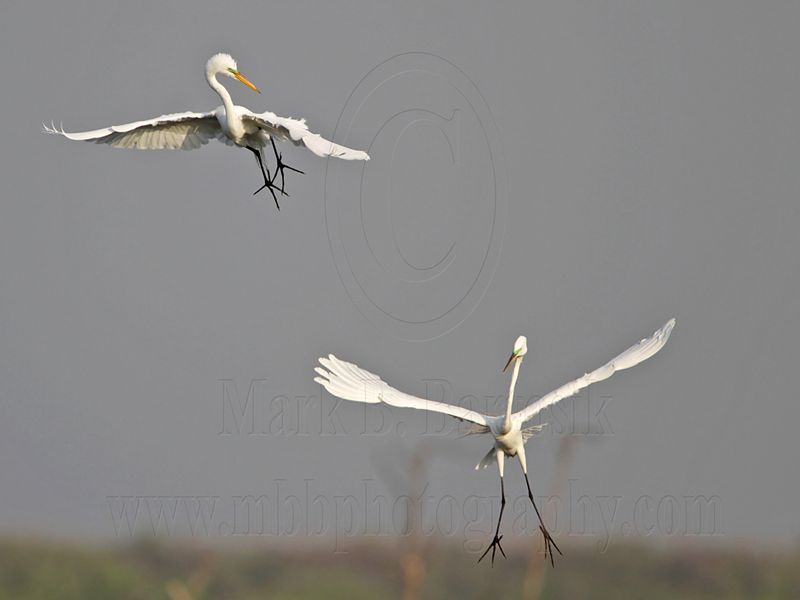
[1,1,799,550]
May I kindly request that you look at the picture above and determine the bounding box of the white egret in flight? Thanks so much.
[44,53,370,209]
[314,318,675,566]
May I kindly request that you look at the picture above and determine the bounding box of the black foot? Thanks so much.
[270,137,303,195]
[539,524,563,568]
[253,180,282,210]
[478,534,506,566]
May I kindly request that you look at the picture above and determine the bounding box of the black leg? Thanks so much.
[523,472,562,568]
[269,137,303,195]
[246,145,280,210]
[478,476,507,566]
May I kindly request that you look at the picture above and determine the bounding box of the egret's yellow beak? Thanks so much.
[502,350,519,373]
[234,71,260,94]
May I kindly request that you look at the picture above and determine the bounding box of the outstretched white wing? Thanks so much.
[242,110,370,160]
[315,355,487,425]
[512,318,676,426]
[43,111,222,150]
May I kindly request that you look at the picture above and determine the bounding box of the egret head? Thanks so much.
[503,335,528,372]
[206,53,260,93]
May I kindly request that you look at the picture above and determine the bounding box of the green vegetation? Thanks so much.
[0,537,797,599]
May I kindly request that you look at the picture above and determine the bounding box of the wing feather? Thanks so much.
[43,111,221,150]
[512,319,676,426]
[241,110,370,160]
[314,355,487,425]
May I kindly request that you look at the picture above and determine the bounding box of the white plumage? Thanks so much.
[44,107,369,159]
[44,53,369,205]
[314,318,676,566]
[44,111,223,150]
[511,317,676,425]
[316,355,489,426]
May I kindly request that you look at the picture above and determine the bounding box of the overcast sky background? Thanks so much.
[1,1,799,549]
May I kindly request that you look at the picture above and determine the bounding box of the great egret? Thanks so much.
[44,53,370,209]
[314,318,675,566]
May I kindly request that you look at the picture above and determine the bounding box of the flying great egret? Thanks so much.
[314,318,675,566]
[44,53,370,209]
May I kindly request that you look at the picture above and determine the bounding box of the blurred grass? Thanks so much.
[0,537,798,599]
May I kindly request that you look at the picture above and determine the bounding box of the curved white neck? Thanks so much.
[503,358,522,432]
[206,71,237,131]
